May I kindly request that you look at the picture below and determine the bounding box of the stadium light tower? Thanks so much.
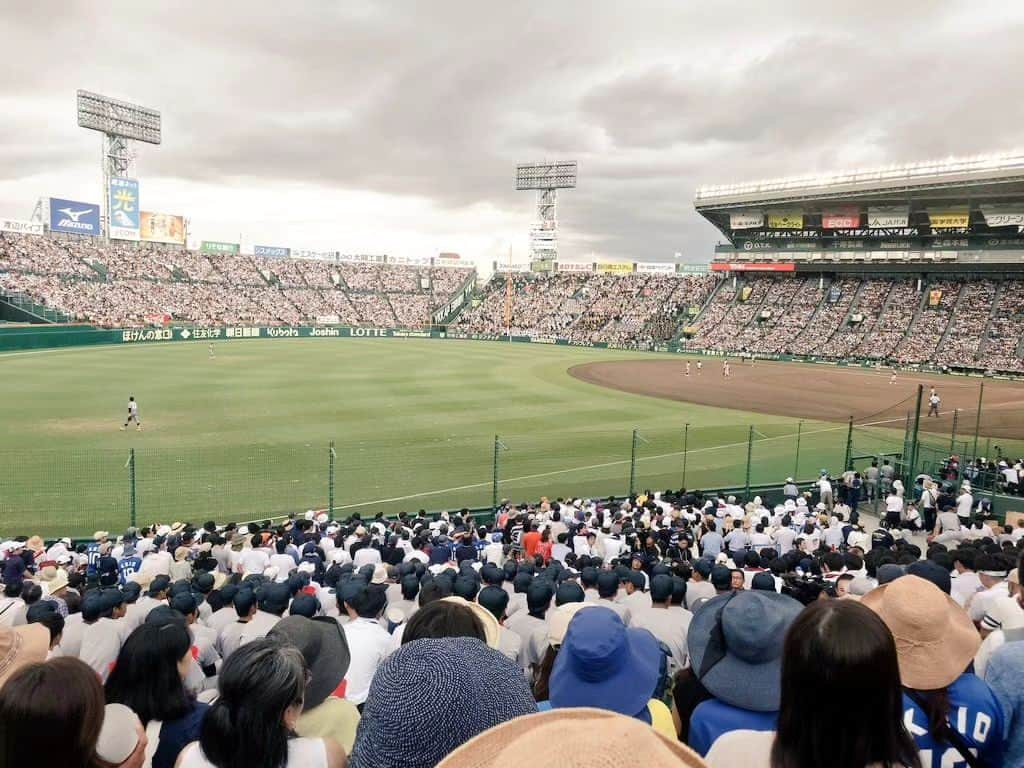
[515,161,577,263]
[77,90,162,240]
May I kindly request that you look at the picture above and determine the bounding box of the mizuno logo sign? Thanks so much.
[58,207,93,222]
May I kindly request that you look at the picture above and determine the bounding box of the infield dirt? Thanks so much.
[570,359,1024,442]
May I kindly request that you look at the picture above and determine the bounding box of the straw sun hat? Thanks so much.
[862,575,980,690]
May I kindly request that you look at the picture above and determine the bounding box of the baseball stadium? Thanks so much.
[2,148,1023,538]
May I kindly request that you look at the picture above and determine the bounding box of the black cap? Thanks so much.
[148,575,171,596]
[260,582,293,615]
[478,585,510,620]
[751,572,776,591]
[596,571,620,598]
[169,592,198,616]
[649,574,674,602]
[554,581,584,606]
[627,571,646,590]
[710,565,732,591]
[289,594,321,618]
[693,559,713,579]
[526,582,554,613]
[192,572,215,594]
[907,561,952,594]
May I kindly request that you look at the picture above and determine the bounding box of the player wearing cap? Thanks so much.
[927,390,941,417]
[121,396,142,431]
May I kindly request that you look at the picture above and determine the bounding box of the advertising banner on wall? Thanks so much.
[729,212,764,229]
[139,212,185,244]
[676,263,710,274]
[596,262,634,274]
[710,262,796,272]
[928,210,970,229]
[530,259,555,272]
[980,206,1024,227]
[49,197,100,236]
[200,240,240,254]
[495,261,531,272]
[108,178,140,241]
[555,261,594,273]
[867,206,908,229]
[0,218,44,236]
[821,206,860,229]
[635,262,676,274]
[767,211,803,229]
[254,245,290,258]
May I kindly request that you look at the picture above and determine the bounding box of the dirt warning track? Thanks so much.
[569,359,1024,441]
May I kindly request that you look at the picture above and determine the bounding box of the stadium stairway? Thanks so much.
[977,282,1006,360]
[936,281,969,352]
[899,278,934,347]
[0,291,67,324]
[829,278,869,346]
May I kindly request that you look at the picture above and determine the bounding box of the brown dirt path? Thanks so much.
[569,358,1024,441]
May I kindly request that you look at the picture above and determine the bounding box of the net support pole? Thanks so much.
[128,448,137,528]
[681,423,690,489]
[908,384,924,484]
[949,408,959,456]
[745,425,754,500]
[629,429,638,497]
[844,416,854,471]
[328,440,336,518]
[794,420,803,479]
[492,434,500,513]
[971,382,984,463]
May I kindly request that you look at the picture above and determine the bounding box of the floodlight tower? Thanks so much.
[515,161,577,264]
[76,90,162,240]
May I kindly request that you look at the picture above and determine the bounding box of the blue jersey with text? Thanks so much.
[903,674,1005,768]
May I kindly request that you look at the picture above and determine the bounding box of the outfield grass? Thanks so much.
[1,338,901,536]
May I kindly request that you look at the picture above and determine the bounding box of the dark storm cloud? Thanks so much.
[1,1,1023,259]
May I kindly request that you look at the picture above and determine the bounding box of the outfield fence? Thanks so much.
[2,399,1018,538]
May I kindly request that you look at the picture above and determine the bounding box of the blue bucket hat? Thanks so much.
[549,606,661,720]
[350,637,536,768]
[687,590,803,712]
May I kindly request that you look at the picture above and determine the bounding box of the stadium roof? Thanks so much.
[694,151,1024,210]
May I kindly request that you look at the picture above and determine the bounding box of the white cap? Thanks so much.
[96,704,141,764]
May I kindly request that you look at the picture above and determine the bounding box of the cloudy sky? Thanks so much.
[2,1,1023,268]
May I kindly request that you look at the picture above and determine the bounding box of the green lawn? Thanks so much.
[0,338,892,537]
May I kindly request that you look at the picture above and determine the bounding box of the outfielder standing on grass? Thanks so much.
[121,396,141,431]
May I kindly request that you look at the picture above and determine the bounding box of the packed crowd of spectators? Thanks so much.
[934,281,997,369]
[891,280,962,365]
[457,272,716,348]
[0,234,470,329]
[977,281,1024,373]
[1,469,1022,767]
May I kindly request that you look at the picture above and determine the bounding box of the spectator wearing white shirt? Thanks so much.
[339,584,391,707]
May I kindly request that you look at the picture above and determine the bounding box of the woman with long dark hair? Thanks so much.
[105,619,207,768]
[706,599,921,768]
[1,657,105,768]
[178,636,345,768]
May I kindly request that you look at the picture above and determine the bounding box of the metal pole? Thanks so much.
[492,435,500,513]
[128,448,137,528]
[844,416,854,471]
[908,384,924,485]
[745,425,754,500]
[949,408,959,455]
[328,440,336,518]
[681,423,690,489]
[971,381,984,462]
[794,420,803,479]
[629,429,638,497]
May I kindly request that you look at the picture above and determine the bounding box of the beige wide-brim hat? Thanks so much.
[442,597,499,650]
[0,624,49,689]
[862,575,979,690]
[436,707,708,768]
